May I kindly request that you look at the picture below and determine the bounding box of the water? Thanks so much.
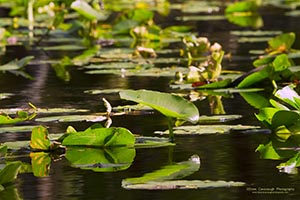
[1,1,300,199]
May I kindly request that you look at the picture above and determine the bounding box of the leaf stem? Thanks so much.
[168,117,175,142]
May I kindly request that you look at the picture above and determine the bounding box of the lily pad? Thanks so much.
[86,66,188,77]
[123,154,200,185]
[84,88,124,95]
[0,125,39,134]
[35,115,107,122]
[198,115,242,123]
[0,108,89,115]
[122,180,246,190]
[155,125,260,135]
[134,136,175,148]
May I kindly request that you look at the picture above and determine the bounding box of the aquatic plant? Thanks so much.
[119,89,200,142]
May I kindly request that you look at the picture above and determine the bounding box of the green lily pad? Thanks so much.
[134,136,175,148]
[42,45,86,51]
[0,108,89,115]
[84,88,124,95]
[122,180,246,190]
[35,115,107,122]
[155,125,260,135]
[0,125,38,134]
[123,154,200,185]
[86,66,188,77]
[198,115,242,123]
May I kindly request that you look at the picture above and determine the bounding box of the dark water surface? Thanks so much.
[1,1,300,199]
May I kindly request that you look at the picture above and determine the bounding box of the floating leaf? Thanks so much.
[119,90,199,123]
[123,155,200,185]
[122,180,246,190]
[0,56,34,71]
[1,141,30,150]
[62,127,135,147]
[0,125,38,134]
[42,45,86,51]
[0,161,21,185]
[155,124,260,135]
[0,108,89,115]
[30,126,51,151]
[198,115,242,123]
[35,115,107,123]
[134,136,175,148]
[65,146,135,172]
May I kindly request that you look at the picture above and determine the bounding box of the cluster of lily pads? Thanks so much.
[1,0,300,194]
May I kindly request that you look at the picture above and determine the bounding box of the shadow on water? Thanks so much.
[1,0,300,199]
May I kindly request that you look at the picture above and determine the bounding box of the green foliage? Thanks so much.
[62,127,135,147]
[122,154,200,185]
[255,84,300,135]
[119,89,199,123]
[71,0,107,21]
[225,0,262,28]
[267,32,296,54]
[30,126,52,150]
[0,110,36,125]
[237,54,292,88]
[30,152,51,177]
[0,161,22,188]
[225,0,259,14]
[65,146,136,172]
